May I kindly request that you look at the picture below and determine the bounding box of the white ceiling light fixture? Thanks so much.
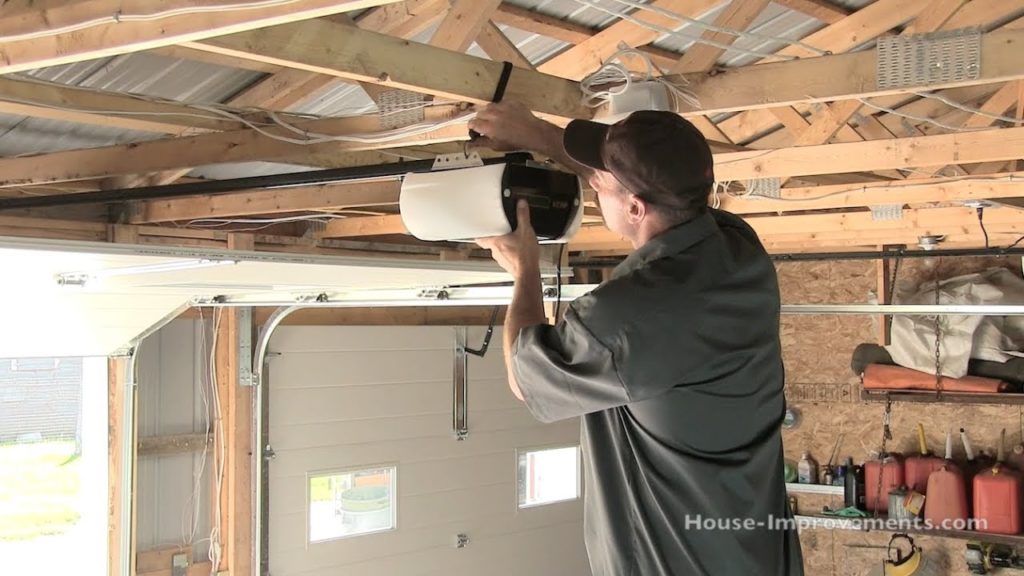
[56,258,239,287]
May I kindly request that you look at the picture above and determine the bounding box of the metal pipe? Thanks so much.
[0,153,531,210]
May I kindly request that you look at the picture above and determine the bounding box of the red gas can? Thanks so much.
[973,429,1023,535]
[924,432,968,527]
[905,423,944,495]
[865,453,904,513]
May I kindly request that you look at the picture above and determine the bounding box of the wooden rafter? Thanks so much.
[187,21,589,120]
[669,0,771,74]
[430,0,503,52]
[771,0,851,24]
[0,0,403,74]
[128,180,401,224]
[0,107,469,186]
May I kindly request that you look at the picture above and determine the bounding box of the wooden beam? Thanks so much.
[768,0,930,61]
[670,0,772,74]
[570,206,1024,251]
[138,433,211,457]
[772,0,851,24]
[0,0,403,74]
[715,0,1024,145]
[320,214,407,237]
[355,0,449,36]
[137,546,191,574]
[0,77,246,134]
[670,28,1024,117]
[430,0,502,53]
[0,107,469,186]
[490,3,679,70]
[188,20,590,120]
[139,561,211,576]
[719,171,1024,214]
[537,0,719,81]
[712,126,1024,181]
[476,21,534,69]
[210,233,254,576]
[902,0,969,35]
[129,180,401,223]
[107,357,128,576]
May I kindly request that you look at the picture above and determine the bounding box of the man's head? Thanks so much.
[563,111,714,242]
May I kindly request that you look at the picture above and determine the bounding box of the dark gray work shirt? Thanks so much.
[513,209,803,576]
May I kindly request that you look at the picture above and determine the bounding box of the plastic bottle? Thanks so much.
[798,452,819,484]
[844,457,866,510]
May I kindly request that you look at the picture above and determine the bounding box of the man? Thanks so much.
[470,102,803,576]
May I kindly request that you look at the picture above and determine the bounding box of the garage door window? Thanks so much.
[308,466,396,542]
[517,446,580,508]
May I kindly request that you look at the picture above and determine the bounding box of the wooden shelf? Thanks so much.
[786,482,844,496]
[861,389,1024,405]
[794,514,1024,546]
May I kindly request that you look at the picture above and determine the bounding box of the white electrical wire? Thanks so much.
[580,45,701,111]
[208,309,225,573]
[855,98,978,133]
[912,91,1024,125]
[597,0,831,56]
[183,308,213,547]
[570,0,827,62]
[0,0,305,43]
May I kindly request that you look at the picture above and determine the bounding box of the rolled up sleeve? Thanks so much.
[512,305,630,423]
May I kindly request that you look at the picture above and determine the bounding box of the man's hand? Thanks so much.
[476,199,540,279]
[469,102,548,152]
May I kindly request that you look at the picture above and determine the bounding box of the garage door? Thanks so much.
[266,325,589,576]
[0,236,511,358]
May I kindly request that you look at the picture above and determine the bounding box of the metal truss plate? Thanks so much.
[870,204,903,221]
[877,27,981,90]
[432,150,484,170]
[744,177,781,199]
[378,89,426,129]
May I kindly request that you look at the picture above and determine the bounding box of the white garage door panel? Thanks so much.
[268,423,579,480]
[269,408,543,454]
[272,501,584,572]
[283,519,588,576]
[268,325,588,576]
[270,350,452,387]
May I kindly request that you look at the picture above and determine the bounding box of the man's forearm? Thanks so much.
[503,264,547,401]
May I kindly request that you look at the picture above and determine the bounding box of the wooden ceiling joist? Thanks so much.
[669,28,1024,117]
[186,20,589,121]
[0,0,403,75]
[129,180,402,224]
[0,107,469,187]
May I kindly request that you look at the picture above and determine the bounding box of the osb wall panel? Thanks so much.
[777,258,1024,576]
[777,261,878,389]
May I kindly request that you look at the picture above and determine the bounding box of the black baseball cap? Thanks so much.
[563,111,715,210]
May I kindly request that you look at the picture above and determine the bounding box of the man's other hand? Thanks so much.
[469,102,546,152]
[476,199,541,279]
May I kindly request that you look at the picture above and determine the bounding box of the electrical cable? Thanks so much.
[977,207,990,249]
[1007,235,1024,250]
[855,98,979,132]
[913,91,1024,125]
[599,0,832,57]
[0,0,306,44]
[570,0,825,61]
[579,45,700,111]
[208,309,226,572]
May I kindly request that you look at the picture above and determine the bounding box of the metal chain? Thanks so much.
[888,251,902,305]
[933,258,943,400]
[873,395,893,518]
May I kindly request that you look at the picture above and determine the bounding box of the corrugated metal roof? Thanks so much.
[0,1,869,177]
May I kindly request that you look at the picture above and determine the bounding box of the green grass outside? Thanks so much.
[0,441,80,540]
